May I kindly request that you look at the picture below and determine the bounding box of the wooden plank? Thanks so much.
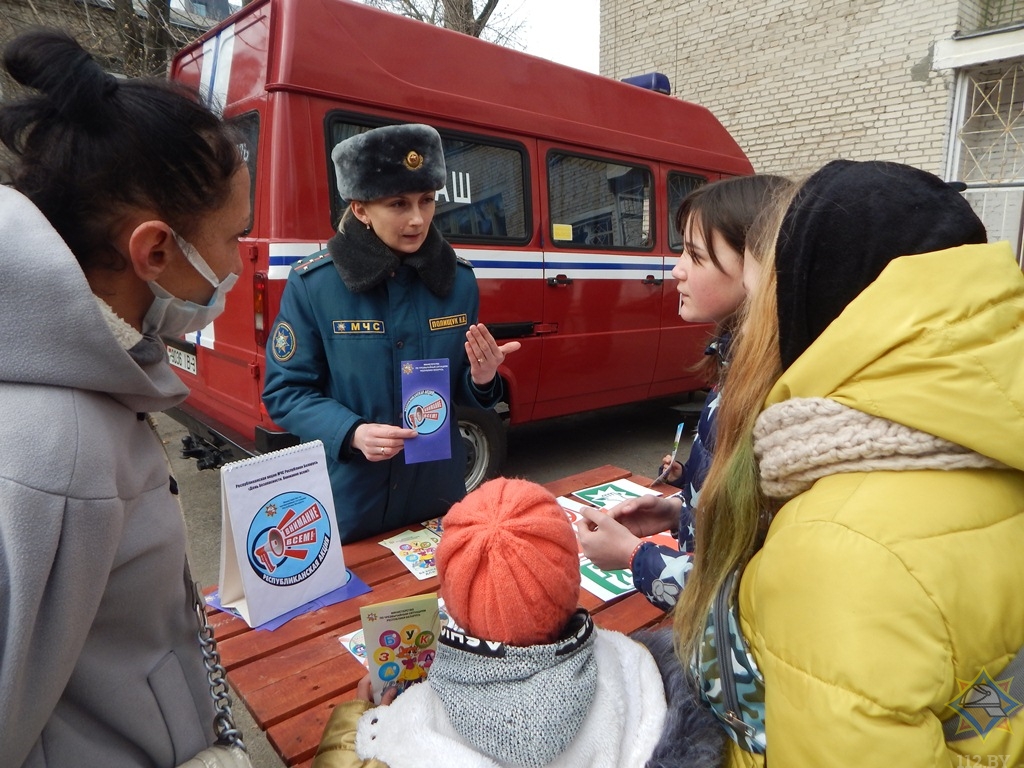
[267,693,350,767]
[577,589,603,613]
[221,465,682,767]
[236,577,631,727]
[353,553,415,586]
[232,631,364,728]
[206,609,251,641]
[340,535,397,568]
[591,592,664,634]
[226,620,358,693]
[219,574,439,671]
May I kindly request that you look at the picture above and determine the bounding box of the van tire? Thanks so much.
[457,406,506,492]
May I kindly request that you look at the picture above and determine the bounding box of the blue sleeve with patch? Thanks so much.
[262,269,365,463]
[631,541,695,612]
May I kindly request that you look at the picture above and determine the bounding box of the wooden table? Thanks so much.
[207,465,675,767]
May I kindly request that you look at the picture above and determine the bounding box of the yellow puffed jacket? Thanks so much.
[729,243,1024,767]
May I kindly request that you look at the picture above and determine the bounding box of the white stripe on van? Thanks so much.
[268,242,324,280]
[456,249,542,280]
[199,24,236,116]
[263,244,669,282]
[185,323,216,349]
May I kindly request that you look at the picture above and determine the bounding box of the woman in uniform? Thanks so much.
[263,123,518,542]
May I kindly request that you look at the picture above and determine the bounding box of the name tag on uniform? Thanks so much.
[428,314,468,331]
[333,320,385,334]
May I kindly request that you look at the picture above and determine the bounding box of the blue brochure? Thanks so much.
[400,358,452,464]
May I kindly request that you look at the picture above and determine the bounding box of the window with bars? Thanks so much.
[948,60,1024,266]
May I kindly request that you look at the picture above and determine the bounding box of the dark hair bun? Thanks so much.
[3,28,117,128]
[0,28,241,272]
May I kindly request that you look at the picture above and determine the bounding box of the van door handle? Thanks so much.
[642,275,663,286]
[547,274,573,286]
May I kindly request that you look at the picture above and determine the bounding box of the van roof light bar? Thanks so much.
[622,72,671,95]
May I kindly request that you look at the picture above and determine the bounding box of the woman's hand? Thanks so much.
[465,323,521,386]
[576,506,642,571]
[352,423,418,462]
[606,494,682,538]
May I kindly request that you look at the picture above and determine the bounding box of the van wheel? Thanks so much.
[457,406,506,492]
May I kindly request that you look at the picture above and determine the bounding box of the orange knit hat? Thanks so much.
[436,477,580,647]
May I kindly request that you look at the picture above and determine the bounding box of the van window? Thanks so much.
[667,172,707,251]
[433,135,529,244]
[229,111,259,234]
[547,152,653,249]
[326,116,528,242]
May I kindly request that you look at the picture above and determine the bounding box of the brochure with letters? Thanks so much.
[359,593,442,703]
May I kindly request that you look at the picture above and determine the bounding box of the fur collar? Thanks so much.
[632,629,727,768]
[95,296,143,350]
[94,296,166,367]
[327,211,456,297]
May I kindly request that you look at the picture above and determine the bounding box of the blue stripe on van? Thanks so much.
[270,255,305,266]
[267,254,665,272]
[545,260,665,271]
[467,259,542,270]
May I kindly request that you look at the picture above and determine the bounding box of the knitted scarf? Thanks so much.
[753,398,1006,500]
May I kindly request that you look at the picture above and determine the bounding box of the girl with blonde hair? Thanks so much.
[675,160,1024,766]
[578,174,791,611]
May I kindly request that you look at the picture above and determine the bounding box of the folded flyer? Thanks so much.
[378,528,441,580]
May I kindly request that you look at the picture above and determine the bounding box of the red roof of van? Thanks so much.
[173,0,752,174]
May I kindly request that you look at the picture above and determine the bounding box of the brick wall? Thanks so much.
[600,0,963,178]
[959,0,987,30]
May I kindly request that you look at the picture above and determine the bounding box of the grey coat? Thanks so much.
[0,185,217,766]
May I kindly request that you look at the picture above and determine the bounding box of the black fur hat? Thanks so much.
[332,123,447,202]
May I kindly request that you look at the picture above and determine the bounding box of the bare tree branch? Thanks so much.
[474,0,499,35]
[362,0,522,45]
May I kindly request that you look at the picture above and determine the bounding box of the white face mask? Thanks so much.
[142,230,239,338]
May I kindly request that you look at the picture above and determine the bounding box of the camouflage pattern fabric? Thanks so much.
[693,574,767,754]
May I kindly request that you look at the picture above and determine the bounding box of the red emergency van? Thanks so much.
[166,0,753,488]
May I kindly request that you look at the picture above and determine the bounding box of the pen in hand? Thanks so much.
[649,421,685,487]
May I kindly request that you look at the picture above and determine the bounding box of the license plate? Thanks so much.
[167,346,197,375]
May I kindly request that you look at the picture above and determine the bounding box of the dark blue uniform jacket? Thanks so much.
[263,217,500,542]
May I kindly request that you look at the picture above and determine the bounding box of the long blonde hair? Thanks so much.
[672,185,797,662]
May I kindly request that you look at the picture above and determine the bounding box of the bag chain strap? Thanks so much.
[188,574,248,753]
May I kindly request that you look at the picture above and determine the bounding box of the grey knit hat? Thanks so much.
[331,123,447,202]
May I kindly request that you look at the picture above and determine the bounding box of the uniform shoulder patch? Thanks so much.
[455,255,475,269]
[294,249,333,275]
[270,321,297,362]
